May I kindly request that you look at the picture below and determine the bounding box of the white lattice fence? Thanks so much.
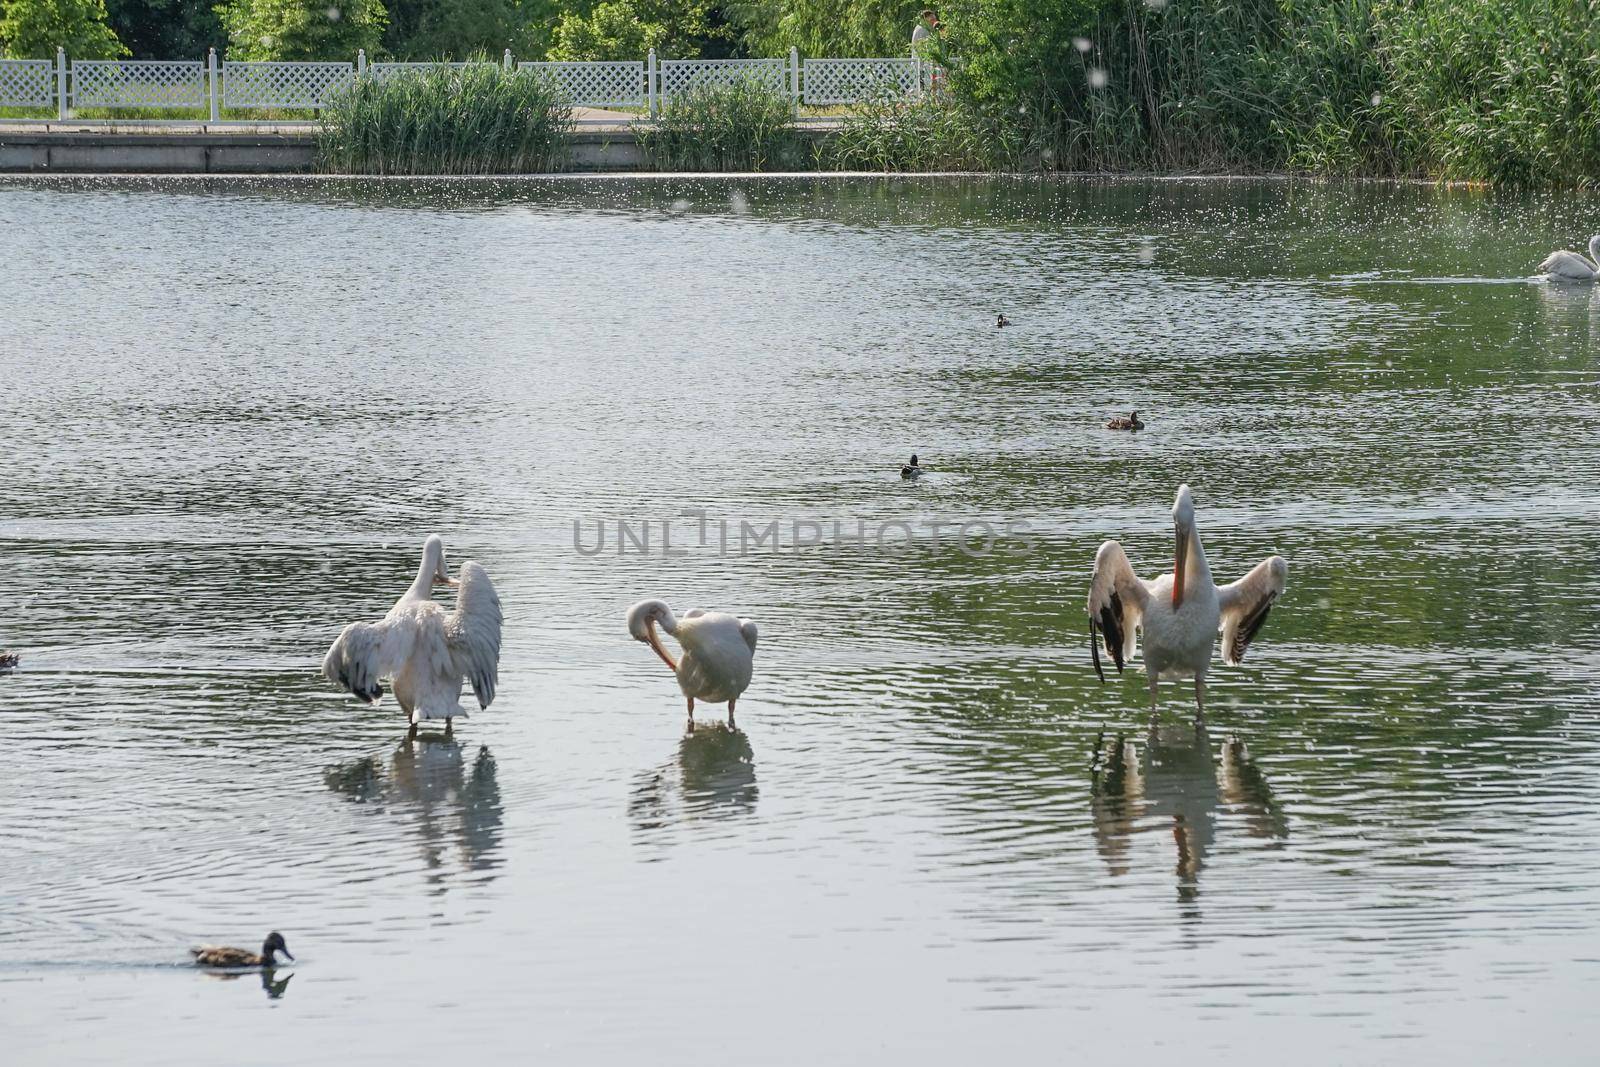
[72,60,206,108]
[224,61,353,109]
[518,61,644,108]
[659,58,787,98]
[369,61,498,81]
[802,58,919,105]
[0,59,54,108]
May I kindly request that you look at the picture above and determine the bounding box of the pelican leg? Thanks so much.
[444,717,454,739]
[1146,672,1160,717]
[1194,677,1206,724]
[686,696,695,734]
[727,698,736,729]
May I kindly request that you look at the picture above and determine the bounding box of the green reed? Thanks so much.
[315,61,573,175]
[825,89,1002,171]
[637,79,808,172]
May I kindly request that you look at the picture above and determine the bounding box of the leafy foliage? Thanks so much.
[0,0,128,58]
[549,0,732,60]
[217,0,386,60]
[103,0,219,58]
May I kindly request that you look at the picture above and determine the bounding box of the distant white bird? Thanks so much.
[1539,236,1600,281]
[628,599,757,730]
[323,535,502,732]
[1087,485,1286,718]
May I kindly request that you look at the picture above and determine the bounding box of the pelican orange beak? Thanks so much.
[645,619,678,673]
[1172,520,1187,610]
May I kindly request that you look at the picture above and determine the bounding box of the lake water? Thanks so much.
[1,175,1598,1064]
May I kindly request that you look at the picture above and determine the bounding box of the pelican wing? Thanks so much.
[322,617,413,703]
[445,561,502,709]
[1087,540,1149,682]
[1217,555,1287,665]
[1539,250,1596,280]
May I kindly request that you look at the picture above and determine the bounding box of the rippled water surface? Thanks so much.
[2,175,1598,1064]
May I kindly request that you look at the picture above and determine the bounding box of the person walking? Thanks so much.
[911,8,938,56]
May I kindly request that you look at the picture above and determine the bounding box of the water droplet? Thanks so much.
[1088,68,1108,90]
[1137,239,1155,265]
[1073,37,1092,54]
[325,5,342,22]
[728,189,749,215]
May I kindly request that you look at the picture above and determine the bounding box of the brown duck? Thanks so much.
[0,651,17,672]
[191,932,293,968]
[1105,411,1144,431]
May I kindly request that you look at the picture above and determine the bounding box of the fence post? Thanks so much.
[56,46,67,121]
[647,49,656,118]
[208,48,219,122]
[357,49,367,77]
[503,48,512,71]
[789,46,799,115]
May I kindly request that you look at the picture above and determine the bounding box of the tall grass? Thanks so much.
[316,62,573,175]
[637,79,807,171]
[826,90,1005,171]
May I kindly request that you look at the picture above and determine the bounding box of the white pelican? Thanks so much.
[1087,485,1286,718]
[627,599,757,730]
[322,535,502,733]
[901,454,922,480]
[1539,236,1600,281]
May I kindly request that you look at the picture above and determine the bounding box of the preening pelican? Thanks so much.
[1087,485,1286,717]
[1539,236,1600,281]
[322,535,502,732]
[901,454,922,480]
[628,599,757,731]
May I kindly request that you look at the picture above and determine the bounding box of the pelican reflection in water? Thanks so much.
[630,723,758,835]
[324,736,505,887]
[1090,723,1286,901]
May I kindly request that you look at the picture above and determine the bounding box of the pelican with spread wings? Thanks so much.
[1087,485,1286,718]
[322,535,502,733]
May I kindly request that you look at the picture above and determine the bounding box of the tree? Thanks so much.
[217,0,386,60]
[0,0,128,57]
[549,0,731,61]
[103,0,221,58]
[382,0,515,58]
[730,0,920,58]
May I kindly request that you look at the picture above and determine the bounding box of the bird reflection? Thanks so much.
[1090,723,1285,904]
[324,736,505,888]
[202,968,293,1000]
[630,723,758,836]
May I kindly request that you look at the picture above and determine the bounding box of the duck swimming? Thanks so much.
[191,932,293,969]
[996,314,1011,327]
[1105,411,1144,431]
[900,454,922,479]
[0,651,17,672]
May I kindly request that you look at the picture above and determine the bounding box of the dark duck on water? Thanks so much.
[191,932,293,969]
[900,454,922,480]
[1105,411,1144,431]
